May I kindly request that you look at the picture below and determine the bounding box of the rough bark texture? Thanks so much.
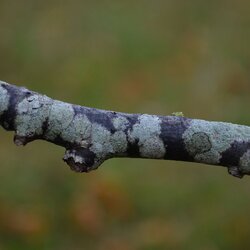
[0,80,250,178]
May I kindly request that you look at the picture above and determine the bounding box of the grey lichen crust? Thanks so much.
[1,80,250,178]
[0,84,10,116]
[128,115,165,158]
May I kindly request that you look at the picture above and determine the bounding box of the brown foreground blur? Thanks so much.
[0,1,250,249]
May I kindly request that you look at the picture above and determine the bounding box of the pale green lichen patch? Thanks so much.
[239,149,250,174]
[129,114,166,158]
[90,123,113,159]
[61,114,92,146]
[89,122,128,161]
[110,131,128,154]
[15,94,52,139]
[183,120,250,164]
[112,116,129,130]
[45,100,74,140]
[0,83,10,115]
[185,132,212,155]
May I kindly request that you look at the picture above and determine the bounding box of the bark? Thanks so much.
[0,80,250,178]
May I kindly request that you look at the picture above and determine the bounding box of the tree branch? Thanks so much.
[0,80,250,178]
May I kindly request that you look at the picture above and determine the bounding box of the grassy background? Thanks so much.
[0,1,250,249]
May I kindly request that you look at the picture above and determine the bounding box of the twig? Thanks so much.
[0,80,250,178]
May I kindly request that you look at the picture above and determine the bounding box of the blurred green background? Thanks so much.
[0,1,250,249]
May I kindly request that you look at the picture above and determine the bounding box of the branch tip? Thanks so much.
[14,134,27,146]
[227,166,244,179]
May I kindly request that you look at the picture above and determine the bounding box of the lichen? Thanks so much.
[184,132,212,155]
[129,114,166,158]
[90,122,113,159]
[45,100,74,140]
[183,120,250,165]
[111,130,128,154]
[15,94,52,140]
[113,116,129,130]
[61,114,92,146]
[0,83,10,115]
[240,149,250,174]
